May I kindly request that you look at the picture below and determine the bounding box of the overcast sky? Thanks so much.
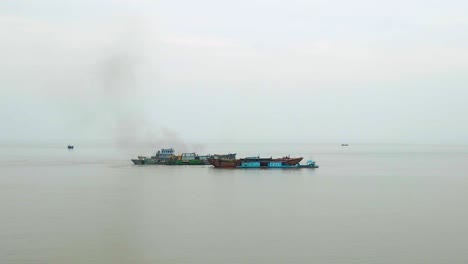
[1,0,467,145]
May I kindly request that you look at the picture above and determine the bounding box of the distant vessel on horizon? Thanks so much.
[67,145,74,149]
[341,144,349,146]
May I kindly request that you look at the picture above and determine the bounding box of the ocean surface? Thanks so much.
[1,143,468,263]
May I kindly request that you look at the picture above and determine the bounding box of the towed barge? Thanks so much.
[208,155,318,169]
[238,159,318,169]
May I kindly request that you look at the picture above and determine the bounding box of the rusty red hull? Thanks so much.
[274,157,303,165]
[207,158,240,168]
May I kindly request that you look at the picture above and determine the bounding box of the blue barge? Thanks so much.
[237,160,318,169]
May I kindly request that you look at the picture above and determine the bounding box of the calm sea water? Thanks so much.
[1,143,468,263]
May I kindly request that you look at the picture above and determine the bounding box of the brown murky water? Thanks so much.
[1,144,468,263]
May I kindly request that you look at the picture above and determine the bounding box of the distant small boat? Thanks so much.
[67,145,74,149]
[341,144,349,146]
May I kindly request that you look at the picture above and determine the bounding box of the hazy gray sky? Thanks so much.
[1,0,467,145]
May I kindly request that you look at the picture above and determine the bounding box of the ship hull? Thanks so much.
[166,159,206,165]
[131,159,143,165]
[237,164,318,169]
[208,158,240,168]
[240,157,303,166]
[274,157,303,165]
[131,159,165,165]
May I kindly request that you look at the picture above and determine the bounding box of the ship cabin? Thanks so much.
[198,155,209,161]
[154,148,174,161]
[181,153,197,161]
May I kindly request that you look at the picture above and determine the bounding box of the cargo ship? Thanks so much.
[207,158,240,168]
[208,155,306,168]
[132,148,213,165]
[207,153,239,168]
[166,153,207,165]
[238,159,318,169]
[131,148,175,165]
[239,156,303,166]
